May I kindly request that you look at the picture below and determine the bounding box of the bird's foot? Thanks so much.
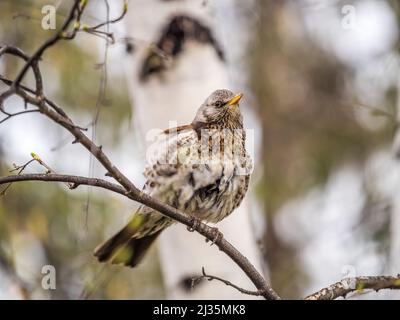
[206,227,222,246]
[187,217,201,232]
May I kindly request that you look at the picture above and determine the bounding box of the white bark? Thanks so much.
[124,0,263,299]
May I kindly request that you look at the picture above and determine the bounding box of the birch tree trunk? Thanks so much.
[124,0,263,299]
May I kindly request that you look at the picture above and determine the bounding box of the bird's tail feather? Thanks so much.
[111,231,162,267]
[94,214,167,267]
[93,226,133,263]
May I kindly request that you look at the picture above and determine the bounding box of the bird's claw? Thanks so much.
[187,217,201,232]
[187,219,221,245]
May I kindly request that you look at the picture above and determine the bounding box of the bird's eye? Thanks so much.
[214,101,224,108]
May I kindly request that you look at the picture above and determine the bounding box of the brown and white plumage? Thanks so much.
[94,89,253,267]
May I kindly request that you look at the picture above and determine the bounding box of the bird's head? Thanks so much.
[192,89,244,130]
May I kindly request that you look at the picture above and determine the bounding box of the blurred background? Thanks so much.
[0,0,400,299]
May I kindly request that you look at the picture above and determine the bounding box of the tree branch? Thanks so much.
[0,45,43,95]
[306,275,400,300]
[0,173,131,198]
[0,108,39,124]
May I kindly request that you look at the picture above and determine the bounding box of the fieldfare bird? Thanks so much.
[94,89,253,267]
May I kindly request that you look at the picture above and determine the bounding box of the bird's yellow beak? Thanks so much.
[226,93,243,107]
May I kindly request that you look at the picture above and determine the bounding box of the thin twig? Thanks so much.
[192,267,264,296]
[0,45,43,96]
[85,0,112,231]
[87,0,128,30]
[0,159,35,196]
[81,0,128,43]
[11,0,82,89]
[0,108,39,124]
[30,152,76,189]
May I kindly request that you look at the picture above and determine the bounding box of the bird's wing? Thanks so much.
[143,129,227,208]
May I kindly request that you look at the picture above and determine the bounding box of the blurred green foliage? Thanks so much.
[0,0,163,299]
